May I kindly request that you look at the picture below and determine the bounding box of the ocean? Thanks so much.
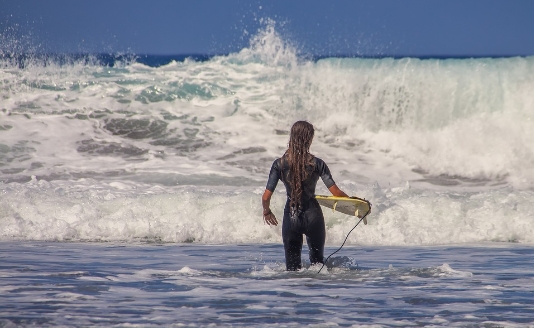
[1,24,534,326]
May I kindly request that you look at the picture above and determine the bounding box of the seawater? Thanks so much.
[1,24,534,326]
[2,242,534,327]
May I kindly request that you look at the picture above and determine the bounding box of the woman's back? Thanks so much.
[267,155,336,209]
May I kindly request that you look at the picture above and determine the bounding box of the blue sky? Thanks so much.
[1,0,533,57]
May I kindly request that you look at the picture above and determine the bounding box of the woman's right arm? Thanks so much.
[261,189,278,226]
[262,159,280,226]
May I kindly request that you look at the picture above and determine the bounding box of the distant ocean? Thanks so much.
[2,23,534,326]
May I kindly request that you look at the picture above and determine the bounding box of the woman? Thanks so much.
[261,121,349,271]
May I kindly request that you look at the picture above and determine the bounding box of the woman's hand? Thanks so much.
[263,211,278,226]
[261,189,278,226]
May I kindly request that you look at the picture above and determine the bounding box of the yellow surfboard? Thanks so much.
[315,195,372,225]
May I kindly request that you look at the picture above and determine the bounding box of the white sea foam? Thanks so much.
[1,177,534,245]
[1,23,534,244]
[437,263,473,278]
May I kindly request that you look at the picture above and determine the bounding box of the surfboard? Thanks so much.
[315,195,371,225]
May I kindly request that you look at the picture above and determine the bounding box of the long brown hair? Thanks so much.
[284,121,315,210]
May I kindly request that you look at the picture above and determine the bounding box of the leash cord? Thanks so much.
[317,204,371,274]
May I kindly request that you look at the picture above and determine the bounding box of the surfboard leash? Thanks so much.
[317,200,372,274]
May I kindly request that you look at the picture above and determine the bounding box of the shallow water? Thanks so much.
[1,242,533,327]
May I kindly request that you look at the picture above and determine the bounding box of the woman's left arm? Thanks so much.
[328,184,349,197]
[328,184,370,217]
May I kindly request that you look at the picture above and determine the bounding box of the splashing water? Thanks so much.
[1,22,534,244]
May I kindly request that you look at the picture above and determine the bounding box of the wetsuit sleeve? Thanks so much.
[265,159,280,192]
[317,158,336,188]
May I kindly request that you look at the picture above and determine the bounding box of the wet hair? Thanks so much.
[284,121,315,210]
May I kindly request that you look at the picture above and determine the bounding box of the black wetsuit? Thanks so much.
[266,156,336,271]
